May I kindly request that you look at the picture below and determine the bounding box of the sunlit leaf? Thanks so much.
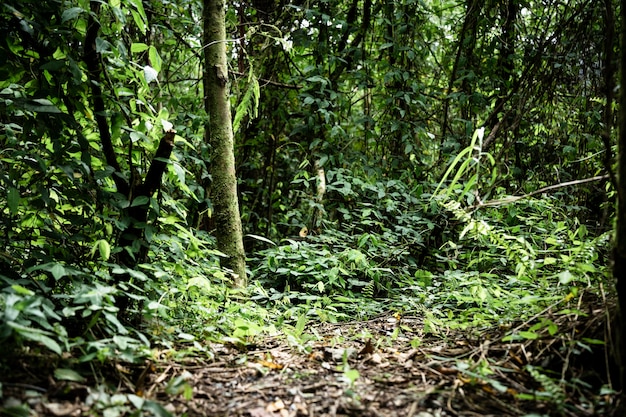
[130,9,146,35]
[161,119,174,132]
[246,234,276,246]
[98,240,111,261]
[518,331,538,340]
[557,270,574,285]
[148,46,162,72]
[131,43,149,53]
[11,285,33,296]
[54,368,86,382]
[143,65,158,84]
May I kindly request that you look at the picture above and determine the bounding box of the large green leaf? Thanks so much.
[61,7,84,23]
[8,321,62,354]
[26,263,67,280]
[131,42,149,53]
[7,187,19,214]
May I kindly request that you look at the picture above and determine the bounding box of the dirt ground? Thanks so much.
[1,302,620,417]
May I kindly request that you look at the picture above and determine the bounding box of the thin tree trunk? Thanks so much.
[203,0,247,286]
[440,0,481,153]
[613,1,626,412]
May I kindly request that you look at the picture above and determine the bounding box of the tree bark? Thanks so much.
[203,0,247,286]
[614,0,626,409]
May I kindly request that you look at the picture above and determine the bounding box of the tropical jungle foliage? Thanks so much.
[0,0,623,415]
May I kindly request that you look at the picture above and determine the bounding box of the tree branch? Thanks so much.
[84,1,129,197]
[476,175,610,208]
[136,132,176,198]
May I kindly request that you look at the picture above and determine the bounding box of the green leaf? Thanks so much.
[128,269,148,280]
[343,368,360,384]
[7,187,19,214]
[95,37,110,54]
[130,9,146,35]
[11,285,34,296]
[233,72,260,134]
[128,394,145,409]
[105,312,129,335]
[28,262,67,280]
[543,257,557,265]
[50,264,66,280]
[148,46,162,72]
[61,7,84,23]
[54,368,86,382]
[518,331,538,340]
[8,322,62,354]
[24,99,62,113]
[131,196,150,207]
[127,0,148,34]
[98,240,111,261]
[131,43,149,53]
[295,314,307,335]
[489,379,508,393]
[581,338,605,345]
[142,400,172,417]
[165,374,193,397]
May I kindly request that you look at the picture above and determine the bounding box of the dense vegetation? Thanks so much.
[0,0,621,415]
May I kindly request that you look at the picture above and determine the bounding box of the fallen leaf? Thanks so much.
[43,402,80,416]
[267,398,285,412]
[359,340,374,355]
[369,352,383,365]
[324,347,357,362]
[249,407,274,417]
[256,359,284,370]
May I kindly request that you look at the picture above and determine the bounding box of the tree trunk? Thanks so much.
[203,0,247,286]
[614,0,626,411]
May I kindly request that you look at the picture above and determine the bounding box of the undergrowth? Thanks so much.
[3,167,609,352]
[0,162,613,417]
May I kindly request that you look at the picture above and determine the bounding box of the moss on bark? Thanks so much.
[203,0,247,286]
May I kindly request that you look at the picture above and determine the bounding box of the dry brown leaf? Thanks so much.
[256,359,284,370]
[267,398,285,412]
[359,339,374,355]
[248,406,274,417]
[43,402,80,417]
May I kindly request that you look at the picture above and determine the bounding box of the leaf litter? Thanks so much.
[0,296,620,417]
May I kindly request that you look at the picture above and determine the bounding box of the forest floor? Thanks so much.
[1,295,621,417]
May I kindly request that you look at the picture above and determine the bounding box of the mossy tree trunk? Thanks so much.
[203,0,247,286]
